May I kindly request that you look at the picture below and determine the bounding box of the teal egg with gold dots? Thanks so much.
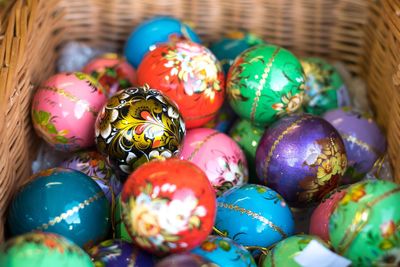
[215,184,295,249]
[7,168,110,248]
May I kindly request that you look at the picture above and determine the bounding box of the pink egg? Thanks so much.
[309,189,347,242]
[83,53,137,96]
[31,72,107,152]
[180,128,248,195]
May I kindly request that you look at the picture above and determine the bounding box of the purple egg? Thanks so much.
[323,108,386,184]
[255,114,347,207]
[156,253,217,267]
[61,151,122,202]
[89,239,155,267]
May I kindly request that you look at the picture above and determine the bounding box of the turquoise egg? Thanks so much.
[215,184,295,248]
[7,168,110,248]
[191,236,256,267]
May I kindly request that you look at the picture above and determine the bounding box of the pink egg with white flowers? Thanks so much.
[31,72,107,152]
[309,189,347,242]
[180,128,248,195]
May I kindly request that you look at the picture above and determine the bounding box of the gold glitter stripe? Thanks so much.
[129,247,137,267]
[36,191,105,230]
[218,202,287,238]
[187,131,221,161]
[338,186,400,255]
[250,47,281,123]
[41,86,98,116]
[262,115,312,179]
[340,133,381,157]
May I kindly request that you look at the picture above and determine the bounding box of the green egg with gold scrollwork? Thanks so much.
[329,180,400,267]
[226,44,305,127]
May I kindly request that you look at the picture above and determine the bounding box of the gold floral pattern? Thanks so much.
[271,91,304,117]
[122,182,206,252]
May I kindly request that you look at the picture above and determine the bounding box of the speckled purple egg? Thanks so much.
[61,151,122,202]
[255,114,347,207]
[323,108,386,184]
[88,239,155,267]
[155,253,217,267]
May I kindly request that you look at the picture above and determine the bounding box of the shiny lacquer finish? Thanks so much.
[329,180,400,266]
[226,44,305,127]
[61,151,122,202]
[230,119,264,182]
[179,128,248,196]
[301,57,350,115]
[323,108,386,184]
[88,239,155,267]
[0,232,93,267]
[124,17,201,68]
[255,114,347,207]
[137,40,225,129]
[155,253,216,267]
[121,159,216,254]
[7,168,110,248]
[309,189,347,242]
[260,235,329,267]
[31,72,107,152]
[83,53,137,96]
[191,236,256,267]
[95,87,185,181]
[210,30,265,74]
[215,184,294,248]
[114,194,132,242]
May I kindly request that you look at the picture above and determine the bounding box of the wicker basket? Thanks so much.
[0,0,399,241]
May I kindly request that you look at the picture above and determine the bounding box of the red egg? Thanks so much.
[137,40,225,129]
[83,53,137,96]
[309,189,347,242]
[121,158,216,255]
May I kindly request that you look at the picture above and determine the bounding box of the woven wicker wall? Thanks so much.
[0,0,398,241]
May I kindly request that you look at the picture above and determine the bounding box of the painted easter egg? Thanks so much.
[113,194,132,242]
[210,31,265,74]
[204,101,237,133]
[255,114,347,207]
[226,44,305,127]
[121,159,216,254]
[301,57,350,115]
[95,86,185,181]
[83,53,137,96]
[7,168,110,248]
[329,180,400,266]
[191,236,256,267]
[137,40,225,129]
[155,253,217,267]
[323,108,386,184]
[180,128,248,196]
[61,151,122,202]
[0,232,93,267]
[215,184,295,248]
[88,239,155,267]
[124,17,201,68]
[31,72,107,152]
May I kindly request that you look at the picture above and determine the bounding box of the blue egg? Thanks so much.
[210,31,265,74]
[191,236,256,267]
[124,17,201,68]
[7,168,110,248]
[215,184,295,248]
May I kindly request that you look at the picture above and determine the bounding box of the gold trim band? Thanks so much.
[187,131,221,161]
[262,115,312,179]
[340,133,381,157]
[250,47,281,123]
[37,190,105,230]
[218,202,287,238]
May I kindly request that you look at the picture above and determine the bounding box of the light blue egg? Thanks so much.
[215,184,295,248]
[124,17,201,68]
[191,236,256,267]
[7,168,110,247]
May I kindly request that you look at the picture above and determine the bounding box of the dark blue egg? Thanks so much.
[124,17,201,68]
[7,168,110,247]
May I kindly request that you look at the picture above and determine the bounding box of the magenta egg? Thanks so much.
[309,188,347,242]
[255,114,347,207]
[180,128,248,195]
[31,72,107,152]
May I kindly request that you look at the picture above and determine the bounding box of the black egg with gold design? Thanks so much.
[95,86,186,181]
